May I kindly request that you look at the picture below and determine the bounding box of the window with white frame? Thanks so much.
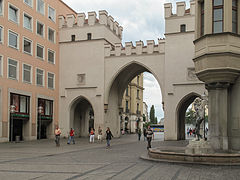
[37,0,44,15]
[9,4,19,23]
[23,38,32,54]
[37,44,44,59]
[48,72,54,89]
[48,49,54,64]
[8,58,18,80]
[23,13,32,30]
[0,55,2,76]
[0,0,3,15]
[23,64,31,83]
[48,6,55,22]
[37,21,44,37]
[24,0,32,7]
[8,30,18,49]
[0,26,3,43]
[36,68,44,86]
[48,28,55,42]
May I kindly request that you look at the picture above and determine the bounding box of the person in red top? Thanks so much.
[67,128,75,144]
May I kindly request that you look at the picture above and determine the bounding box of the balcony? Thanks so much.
[193,32,240,84]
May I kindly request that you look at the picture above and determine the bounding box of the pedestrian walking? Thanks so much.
[146,125,153,149]
[137,128,141,141]
[89,128,95,143]
[143,127,147,141]
[98,126,103,142]
[67,128,75,144]
[54,126,61,147]
[106,127,113,148]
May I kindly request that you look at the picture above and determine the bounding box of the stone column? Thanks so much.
[207,82,230,151]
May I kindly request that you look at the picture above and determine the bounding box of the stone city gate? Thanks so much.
[58,1,205,140]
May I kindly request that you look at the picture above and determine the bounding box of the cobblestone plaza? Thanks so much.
[0,134,239,180]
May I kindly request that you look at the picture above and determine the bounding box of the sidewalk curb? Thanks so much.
[140,154,240,166]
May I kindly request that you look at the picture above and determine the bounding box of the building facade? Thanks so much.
[0,0,75,142]
[121,73,144,133]
[194,0,240,151]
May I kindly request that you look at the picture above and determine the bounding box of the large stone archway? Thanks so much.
[104,62,163,137]
[59,3,206,140]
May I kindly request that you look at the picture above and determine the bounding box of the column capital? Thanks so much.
[206,82,230,90]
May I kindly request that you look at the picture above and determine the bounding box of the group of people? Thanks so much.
[54,126,113,148]
[55,125,154,150]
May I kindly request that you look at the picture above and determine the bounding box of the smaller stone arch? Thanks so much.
[69,96,95,137]
[176,92,201,140]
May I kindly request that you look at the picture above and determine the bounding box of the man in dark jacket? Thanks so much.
[146,126,153,149]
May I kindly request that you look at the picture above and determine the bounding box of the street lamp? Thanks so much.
[38,106,43,140]
[9,105,16,142]
[201,92,208,140]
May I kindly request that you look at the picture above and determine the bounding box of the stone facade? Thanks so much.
[121,74,144,134]
[194,0,240,151]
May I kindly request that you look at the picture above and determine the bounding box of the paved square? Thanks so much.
[0,134,239,180]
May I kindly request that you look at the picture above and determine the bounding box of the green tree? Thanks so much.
[185,109,195,125]
[154,117,158,124]
[150,105,157,124]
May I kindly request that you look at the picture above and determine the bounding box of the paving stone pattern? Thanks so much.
[0,133,239,180]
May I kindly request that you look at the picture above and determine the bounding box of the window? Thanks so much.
[0,26,3,43]
[38,98,53,116]
[180,24,186,32]
[200,1,204,36]
[48,6,55,22]
[48,28,55,42]
[23,38,32,54]
[137,89,139,99]
[8,30,18,49]
[232,0,238,33]
[8,58,18,80]
[23,13,32,30]
[0,0,3,15]
[137,76,139,85]
[37,44,44,59]
[48,49,55,64]
[71,35,75,41]
[10,93,30,114]
[23,64,31,83]
[0,55,2,76]
[48,72,54,89]
[9,4,19,23]
[125,101,129,113]
[126,87,128,96]
[36,68,44,86]
[87,33,92,40]
[213,0,223,33]
[24,0,32,7]
[37,21,44,37]
[37,0,44,15]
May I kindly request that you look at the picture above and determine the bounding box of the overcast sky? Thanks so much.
[62,0,190,121]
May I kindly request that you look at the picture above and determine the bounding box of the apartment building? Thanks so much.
[121,74,144,133]
[0,0,76,142]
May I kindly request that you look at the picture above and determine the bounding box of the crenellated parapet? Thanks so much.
[164,0,195,18]
[58,10,123,39]
[104,39,165,57]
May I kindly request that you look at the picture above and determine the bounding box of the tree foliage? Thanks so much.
[150,105,157,124]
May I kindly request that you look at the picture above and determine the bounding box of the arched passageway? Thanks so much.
[176,93,200,140]
[70,97,94,137]
[105,62,163,137]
